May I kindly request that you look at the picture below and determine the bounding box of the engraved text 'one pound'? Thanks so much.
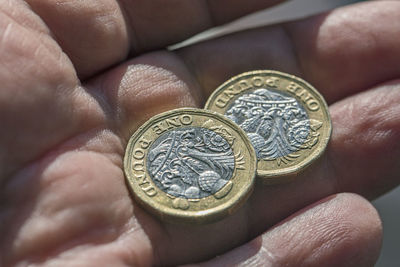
[152,115,193,135]
[132,137,157,197]
[216,77,280,108]
[286,82,320,111]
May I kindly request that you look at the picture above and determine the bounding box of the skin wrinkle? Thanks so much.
[243,239,276,267]
[0,126,128,265]
[228,236,275,267]
[3,127,123,197]
[331,84,400,153]
[4,152,131,265]
[114,63,200,137]
[246,155,339,239]
[20,226,133,266]
[17,206,153,266]
[0,21,11,47]
[138,51,206,106]
[124,202,171,267]
[25,0,130,78]
[265,195,380,267]
[0,4,73,75]
[286,2,400,104]
[0,1,398,265]
[0,92,106,174]
[0,0,50,35]
[41,127,158,267]
[0,3,83,184]
[166,53,206,107]
[304,222,354,264]
[0,18,71,84]
[14,210,119,264]
[193,194,382,267]
[118,65,182,100]
[57,231,151,267]
[177,25,305,97]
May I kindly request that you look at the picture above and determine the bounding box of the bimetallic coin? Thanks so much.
[124,108,256,224]
[205,70,332,181]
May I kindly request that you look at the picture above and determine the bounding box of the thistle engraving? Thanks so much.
[226,88,322,165]
[147,127,235,199]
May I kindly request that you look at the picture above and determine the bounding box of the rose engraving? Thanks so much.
[147,127,235,200]
[226,88,322,165]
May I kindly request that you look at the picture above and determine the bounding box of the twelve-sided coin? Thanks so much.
[124,108,256,224]
[205,70,332,181]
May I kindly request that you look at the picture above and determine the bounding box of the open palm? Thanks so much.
[1,1,399,266]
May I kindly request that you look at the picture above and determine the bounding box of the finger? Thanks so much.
[0,4,105,183]
[328,80,400,199]
[85,50,208,140]
[24,0,285,78]
[178,0,400,104]
[187,193,382,267]
[0,133,140,266]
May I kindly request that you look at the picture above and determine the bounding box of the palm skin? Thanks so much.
[1,1,399,266]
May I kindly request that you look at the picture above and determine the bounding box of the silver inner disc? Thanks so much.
[225,88,310,160]
[147,127,235,199]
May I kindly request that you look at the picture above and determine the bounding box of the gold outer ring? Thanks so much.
[205,70,332,181]
[124,108,257,224]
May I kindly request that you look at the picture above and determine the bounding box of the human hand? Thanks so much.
[1,1,399,266]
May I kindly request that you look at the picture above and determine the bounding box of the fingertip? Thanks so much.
[275,193,383,267]
[310,193,383,267]
[194,193,383,267]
